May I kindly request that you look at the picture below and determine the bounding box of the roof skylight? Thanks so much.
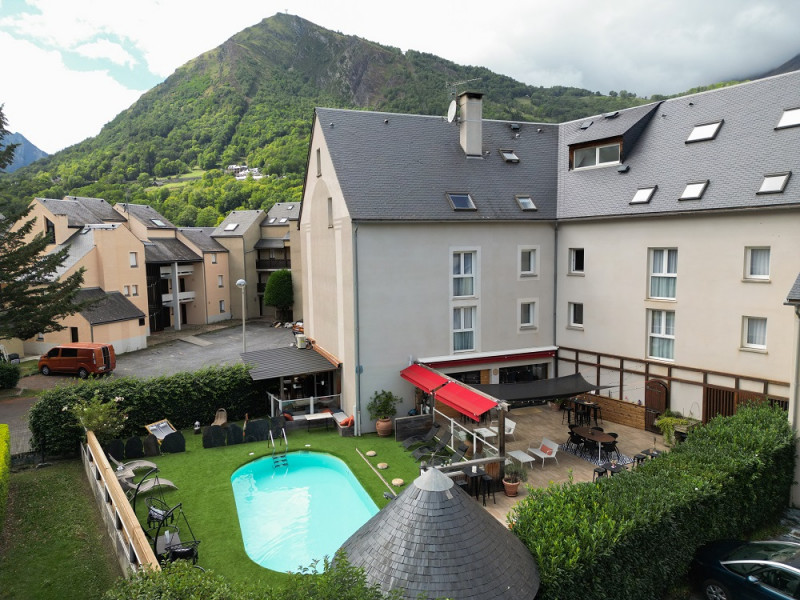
[631,186,657,205]
[500,149,519,163]
[776,108,800,129]
[268,217,277,224]
[279,217,288,223]
[579,120,593,130]
[515,195,537,211]
[757,172,791,194]
[447,192,476,211]
[686,120,723,143]
[224,223,239,231]
[151,219,166,227]
[680,180,709,200]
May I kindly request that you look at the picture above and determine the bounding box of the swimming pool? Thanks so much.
[230,452,379,572]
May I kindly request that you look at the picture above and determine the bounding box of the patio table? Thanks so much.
[305,412,334,432]
[508,449,536,469]
[461,465,486,499]
[474,426,496,441]
[574,426,614,463]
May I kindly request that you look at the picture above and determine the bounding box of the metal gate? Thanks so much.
[644,380,669,433]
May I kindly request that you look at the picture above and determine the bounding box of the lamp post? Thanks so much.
[236,279,247,353]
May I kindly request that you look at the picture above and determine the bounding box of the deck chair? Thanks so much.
[504,418,517,441]
[108,453,157,473]
[401,422,440,449]
[121,467,178,512]
[212,408,227,427]
[412,432,452,462]
[528,437,560,469]
[431,443,468,466]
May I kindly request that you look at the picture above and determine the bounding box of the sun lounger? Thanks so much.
[402,422,440,449]
[108,454,157,472]
[412,432,452,462]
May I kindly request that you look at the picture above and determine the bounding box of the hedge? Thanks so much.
[28,364,260,456]
[0,363,20,389]
[0,424,9,535]
[510,402,795,600]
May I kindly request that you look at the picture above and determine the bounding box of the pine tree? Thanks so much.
[0,104,18,171]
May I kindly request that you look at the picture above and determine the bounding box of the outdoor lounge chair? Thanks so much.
[401,422,440,449]
[121,467,178,511]
[528,437,560,469]
[108,454,157,473]
[431,443,468,466]
[412,432,452,462]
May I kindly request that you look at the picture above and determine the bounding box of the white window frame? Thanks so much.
[453,306,476,352]
[680,180,709,200]
[211,253,217,264]
[316,148,321,177]
[132,284,138,297]
[452,250,478,298]
[447,192,476,211]
[519,299,537,330]
[569,248,585,275]
[776,108,800,130]
[649,248,678,300]
[631,186,657,205]
[218,275,224,288]
[219,300,225,313]
[568,302,584,329]
[686,120,723,143]
[742,316,767,351]
[744,247,770,281]
[757,172,791,195]
[327,197,334,228]
[519,246,538,278]
[573,143,620,170]
[648,309,675,361]
[129,252,138,267]
[515,194,537,211]
[123,285,130,296]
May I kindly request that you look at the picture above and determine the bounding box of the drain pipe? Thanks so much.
[552,221,559,375]
[353,224,363,436]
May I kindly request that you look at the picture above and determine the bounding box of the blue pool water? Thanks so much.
[230,452,378,572]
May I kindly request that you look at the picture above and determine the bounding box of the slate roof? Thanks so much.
[213,210,265,236]
[76,288,145,325]
[177,227,228,252]
[264,202,300,224]
[241,345,340,380]
[116,202,176,229]
[785,274,800,305]
[254,237,287,249]
[338,466,540,599]
[37,196,125,227]
[143,238,202,263]
[315,107,559,222]
[558,70,800,220]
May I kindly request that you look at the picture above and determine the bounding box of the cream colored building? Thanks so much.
[212,210,265,321]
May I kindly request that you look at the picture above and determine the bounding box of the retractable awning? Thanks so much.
[472,373,606,403]
[436,383,497,423]
[400,364,449,394]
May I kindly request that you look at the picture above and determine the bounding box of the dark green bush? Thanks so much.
[0,424,9,535]
[510,402,795,600]
[29,364,259,456]
[0,362,20,389]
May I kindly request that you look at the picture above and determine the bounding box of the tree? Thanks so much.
[0,104,19,171]
[0,205,88,340]
[263,269,293,320]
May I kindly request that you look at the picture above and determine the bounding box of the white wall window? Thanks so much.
[519,247,537,277]
[452,251,476,297]
[316,148,321,177]
[569,248,585,274]
[123,285,130,296]
[453,306,476,351]
[129,252,138,267]
[648,310,675,360]
[744,247,770,281]
[219,300,225,313]
[649,248,677,299]
[742,317,767,350]
[132,285,138,296]
[211,253,217,264]
[327,197,333,228]
[569,302,584,328]
[519,301,536,329]
[218,274,224,288]
[573,143,620,169]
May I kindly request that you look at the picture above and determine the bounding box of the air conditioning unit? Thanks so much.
[296,334,307,349]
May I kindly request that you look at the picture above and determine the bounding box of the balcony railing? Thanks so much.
[256,259,291,270]
[161,290,196,306]
[159,265,194,278]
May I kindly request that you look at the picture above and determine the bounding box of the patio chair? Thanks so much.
[147,502,201,566]
[212,408,227,427]
[121,467,178,512]
[108,453,157,473]
[504,418,517,441]
[431,443,468,466]
[412,432,452,462]
[528,438,560,469]
[401,422,440,449]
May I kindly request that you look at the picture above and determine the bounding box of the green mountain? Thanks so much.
[0,13,706,225]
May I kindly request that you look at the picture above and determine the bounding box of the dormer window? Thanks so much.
[515,195,537,211]
[224,223,239,231]
[680,180,709,200]
[757,172,791,194]
[447,192,476,211]
[686,120,723,143]
[776,108,800,129]
[573,143,620,169]
[500,149,519,163]
[631,186,657,205]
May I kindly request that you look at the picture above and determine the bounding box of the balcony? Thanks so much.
[256,258,291,270]
[160,265,194,278]
[161,291,196,306]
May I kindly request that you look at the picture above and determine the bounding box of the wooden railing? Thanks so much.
[81,431,159,574]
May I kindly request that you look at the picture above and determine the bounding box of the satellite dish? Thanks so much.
[447,100,457,123]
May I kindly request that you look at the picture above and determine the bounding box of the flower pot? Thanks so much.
[375,418,393,437]
[503,478,521,497]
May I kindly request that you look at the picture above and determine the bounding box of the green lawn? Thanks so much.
[0,460,122,600]
[129,424,422,588]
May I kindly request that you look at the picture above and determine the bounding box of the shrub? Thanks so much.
[0,424,8,535]
[509,402,795,600]
[0,362,20,389]
[29,364,258,456]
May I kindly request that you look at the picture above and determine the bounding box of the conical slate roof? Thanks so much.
[338,467,539,599]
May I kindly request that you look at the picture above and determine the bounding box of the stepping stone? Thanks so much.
[377,462,388,469]
[366,450,377,457]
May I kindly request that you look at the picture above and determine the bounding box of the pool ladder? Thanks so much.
[270,428,289,468]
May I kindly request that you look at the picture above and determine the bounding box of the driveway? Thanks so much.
[1,318,296,455]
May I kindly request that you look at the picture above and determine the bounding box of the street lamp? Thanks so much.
[236,279,247,353]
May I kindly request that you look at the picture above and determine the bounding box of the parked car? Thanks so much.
[691,539,800,600]
[38,343,116,378]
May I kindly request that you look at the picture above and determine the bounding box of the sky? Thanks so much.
[1,0,799,155]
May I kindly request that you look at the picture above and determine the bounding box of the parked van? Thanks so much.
[38,343,116,378]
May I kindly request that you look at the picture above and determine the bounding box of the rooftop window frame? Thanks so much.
[680,180,709,201]
[499,149,520,163]
[446,192,477,211]
[776,107,800,130]
[685,120,724,143]
[515,194,537,211]
[570,138,622,170]
[223,223,239,231]
[631,185,658,205]
[757,171,791,195]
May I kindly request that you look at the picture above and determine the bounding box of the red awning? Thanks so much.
[400,364,449,394]
[436,383,497,423]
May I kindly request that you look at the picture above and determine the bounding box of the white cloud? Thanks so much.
[74,39,137,68]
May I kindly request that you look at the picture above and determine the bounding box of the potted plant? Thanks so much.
[367,389,402,437]
[502,463,528,497]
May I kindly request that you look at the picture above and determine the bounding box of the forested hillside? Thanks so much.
[0,13,728,226]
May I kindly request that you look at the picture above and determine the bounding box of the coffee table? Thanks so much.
[508,449,536,469]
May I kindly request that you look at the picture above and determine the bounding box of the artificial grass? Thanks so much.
[0,460,122,600]
[130,423,423,588]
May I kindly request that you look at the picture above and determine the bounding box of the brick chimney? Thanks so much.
[458,91,483,157]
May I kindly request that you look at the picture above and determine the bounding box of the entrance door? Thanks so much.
[644,380,669,433]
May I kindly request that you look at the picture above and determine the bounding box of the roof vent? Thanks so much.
[510,123,520,130]
[617,165,630,173]
[604,111,619,119]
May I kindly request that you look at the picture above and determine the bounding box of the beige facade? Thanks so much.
[213,210,265,321]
